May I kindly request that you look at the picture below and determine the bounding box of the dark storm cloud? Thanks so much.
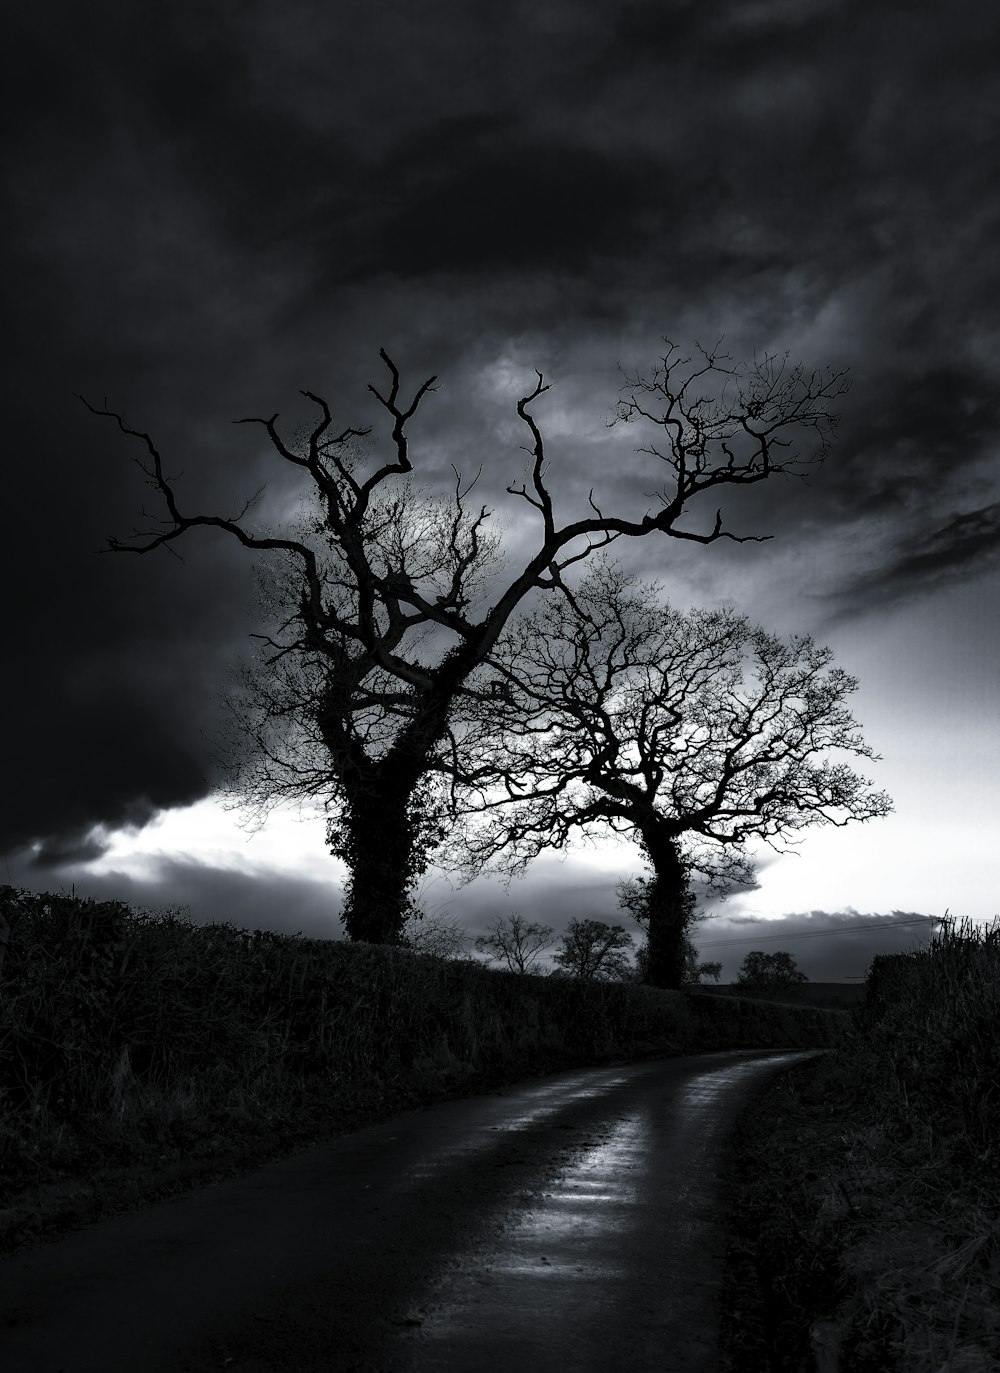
[2,0,999,875]
[26,828,116,871]
[693,908,946,983]
[827,364,1000,519]
[358,126,667,278]
[2,853,345,942]
[425,866,633,944]
[828,502,1000,621]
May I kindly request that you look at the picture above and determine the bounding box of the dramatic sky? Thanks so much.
[4,0,998,980]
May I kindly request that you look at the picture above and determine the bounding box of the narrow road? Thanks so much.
[0,1048,821,1372]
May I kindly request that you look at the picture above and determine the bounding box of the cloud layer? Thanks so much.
[3,0,998,893]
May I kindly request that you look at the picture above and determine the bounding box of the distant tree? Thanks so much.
[447,564,891,991]
[401,911,470,960]
[552,919,635,981]
[474,912,555,974]
[683,942,723,985]
[736,950,808,989]
[86,343,845,947]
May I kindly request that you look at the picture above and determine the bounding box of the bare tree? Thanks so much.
[683,945,723,985]
[737,950,808,989]
[473,912,556,974]
[552,919,635,981]
[401,911,471,960]
[83,342,846,946]
[448,564,892,989]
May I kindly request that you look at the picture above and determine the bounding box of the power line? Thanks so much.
[696,915,945,948]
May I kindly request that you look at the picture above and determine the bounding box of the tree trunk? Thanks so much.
[336,772,423,945]
[322,645,479,945]
[318,668,444,946]
[638,826,692,990]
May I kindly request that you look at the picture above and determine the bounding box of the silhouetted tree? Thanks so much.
[474,912,555,974]
[84,342,846,945]
[552,919,635,981]
[683,943,723,985]
[448,564,892,988]
[400,911,471,960]
[736,950,808,989]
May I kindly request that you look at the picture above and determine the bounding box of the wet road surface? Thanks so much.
[0,1048,823,1371]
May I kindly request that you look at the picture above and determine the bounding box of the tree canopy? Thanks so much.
[446,563,892,986]
[473,912,556,975]
[86,342,847,945]
[451,563,892,869]
[736,950,808,989]
[552,919,635,981]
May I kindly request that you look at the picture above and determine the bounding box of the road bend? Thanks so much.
[0,1048,823,1372]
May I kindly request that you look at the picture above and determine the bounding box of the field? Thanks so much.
[696,981,867,1012]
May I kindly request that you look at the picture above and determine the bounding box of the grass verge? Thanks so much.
[718,920,1000,1372]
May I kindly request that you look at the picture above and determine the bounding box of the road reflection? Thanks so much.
[405,1054,814,1371]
